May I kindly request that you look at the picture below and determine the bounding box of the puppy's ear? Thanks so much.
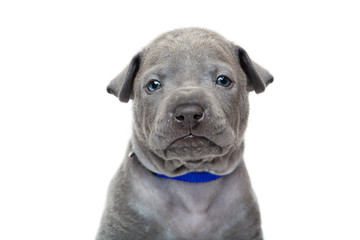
[236,46,273,93]
[106,52,141,102]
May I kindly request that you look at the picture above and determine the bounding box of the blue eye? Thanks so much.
[216,76,232,87]
[147,80,162,92]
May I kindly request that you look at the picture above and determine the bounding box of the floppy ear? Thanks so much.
[106,52,141,102]
[236,46,273,94]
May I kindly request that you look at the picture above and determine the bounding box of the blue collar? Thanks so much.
[129,151,224,183]
[156,172,224,183]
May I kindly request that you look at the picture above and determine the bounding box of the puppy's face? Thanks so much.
[133,35,248,164]
[107,28,273,173]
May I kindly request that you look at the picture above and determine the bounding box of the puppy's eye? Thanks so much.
[216,76,232,87]
[147,80,162,92]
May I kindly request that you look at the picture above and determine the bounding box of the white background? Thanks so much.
[1,0,359,239]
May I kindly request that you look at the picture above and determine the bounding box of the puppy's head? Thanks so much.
[107,28,273,175]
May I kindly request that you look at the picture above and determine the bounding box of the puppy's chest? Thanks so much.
[136,198,230,239]
[131,182,242,239]
[163,209,222,239]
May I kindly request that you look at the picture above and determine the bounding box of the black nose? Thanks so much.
[174,104,204,129]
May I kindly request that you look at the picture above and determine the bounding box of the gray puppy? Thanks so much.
[97,28,273,240]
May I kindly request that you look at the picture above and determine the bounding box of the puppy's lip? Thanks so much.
[168,134,214,148]
[171,134,197,144]
[183,134,195,139]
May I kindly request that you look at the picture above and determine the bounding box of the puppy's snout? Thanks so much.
[174,104,204,129]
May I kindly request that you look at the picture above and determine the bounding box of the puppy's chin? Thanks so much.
[154,136,227,161]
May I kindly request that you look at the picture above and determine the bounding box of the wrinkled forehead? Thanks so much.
[142,37,237,71]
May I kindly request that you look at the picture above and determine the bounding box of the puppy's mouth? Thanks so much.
[168,134,216,149]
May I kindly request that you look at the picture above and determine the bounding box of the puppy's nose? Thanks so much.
[174,104,204,129]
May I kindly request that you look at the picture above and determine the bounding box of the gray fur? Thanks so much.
[97,28,273,240]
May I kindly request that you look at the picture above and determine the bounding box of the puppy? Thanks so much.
[97,28,273,240]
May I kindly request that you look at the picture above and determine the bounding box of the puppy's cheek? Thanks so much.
[133,106,145,139]
[220,128,237,147]
[134,103,152,143]
[148,131,165,150]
